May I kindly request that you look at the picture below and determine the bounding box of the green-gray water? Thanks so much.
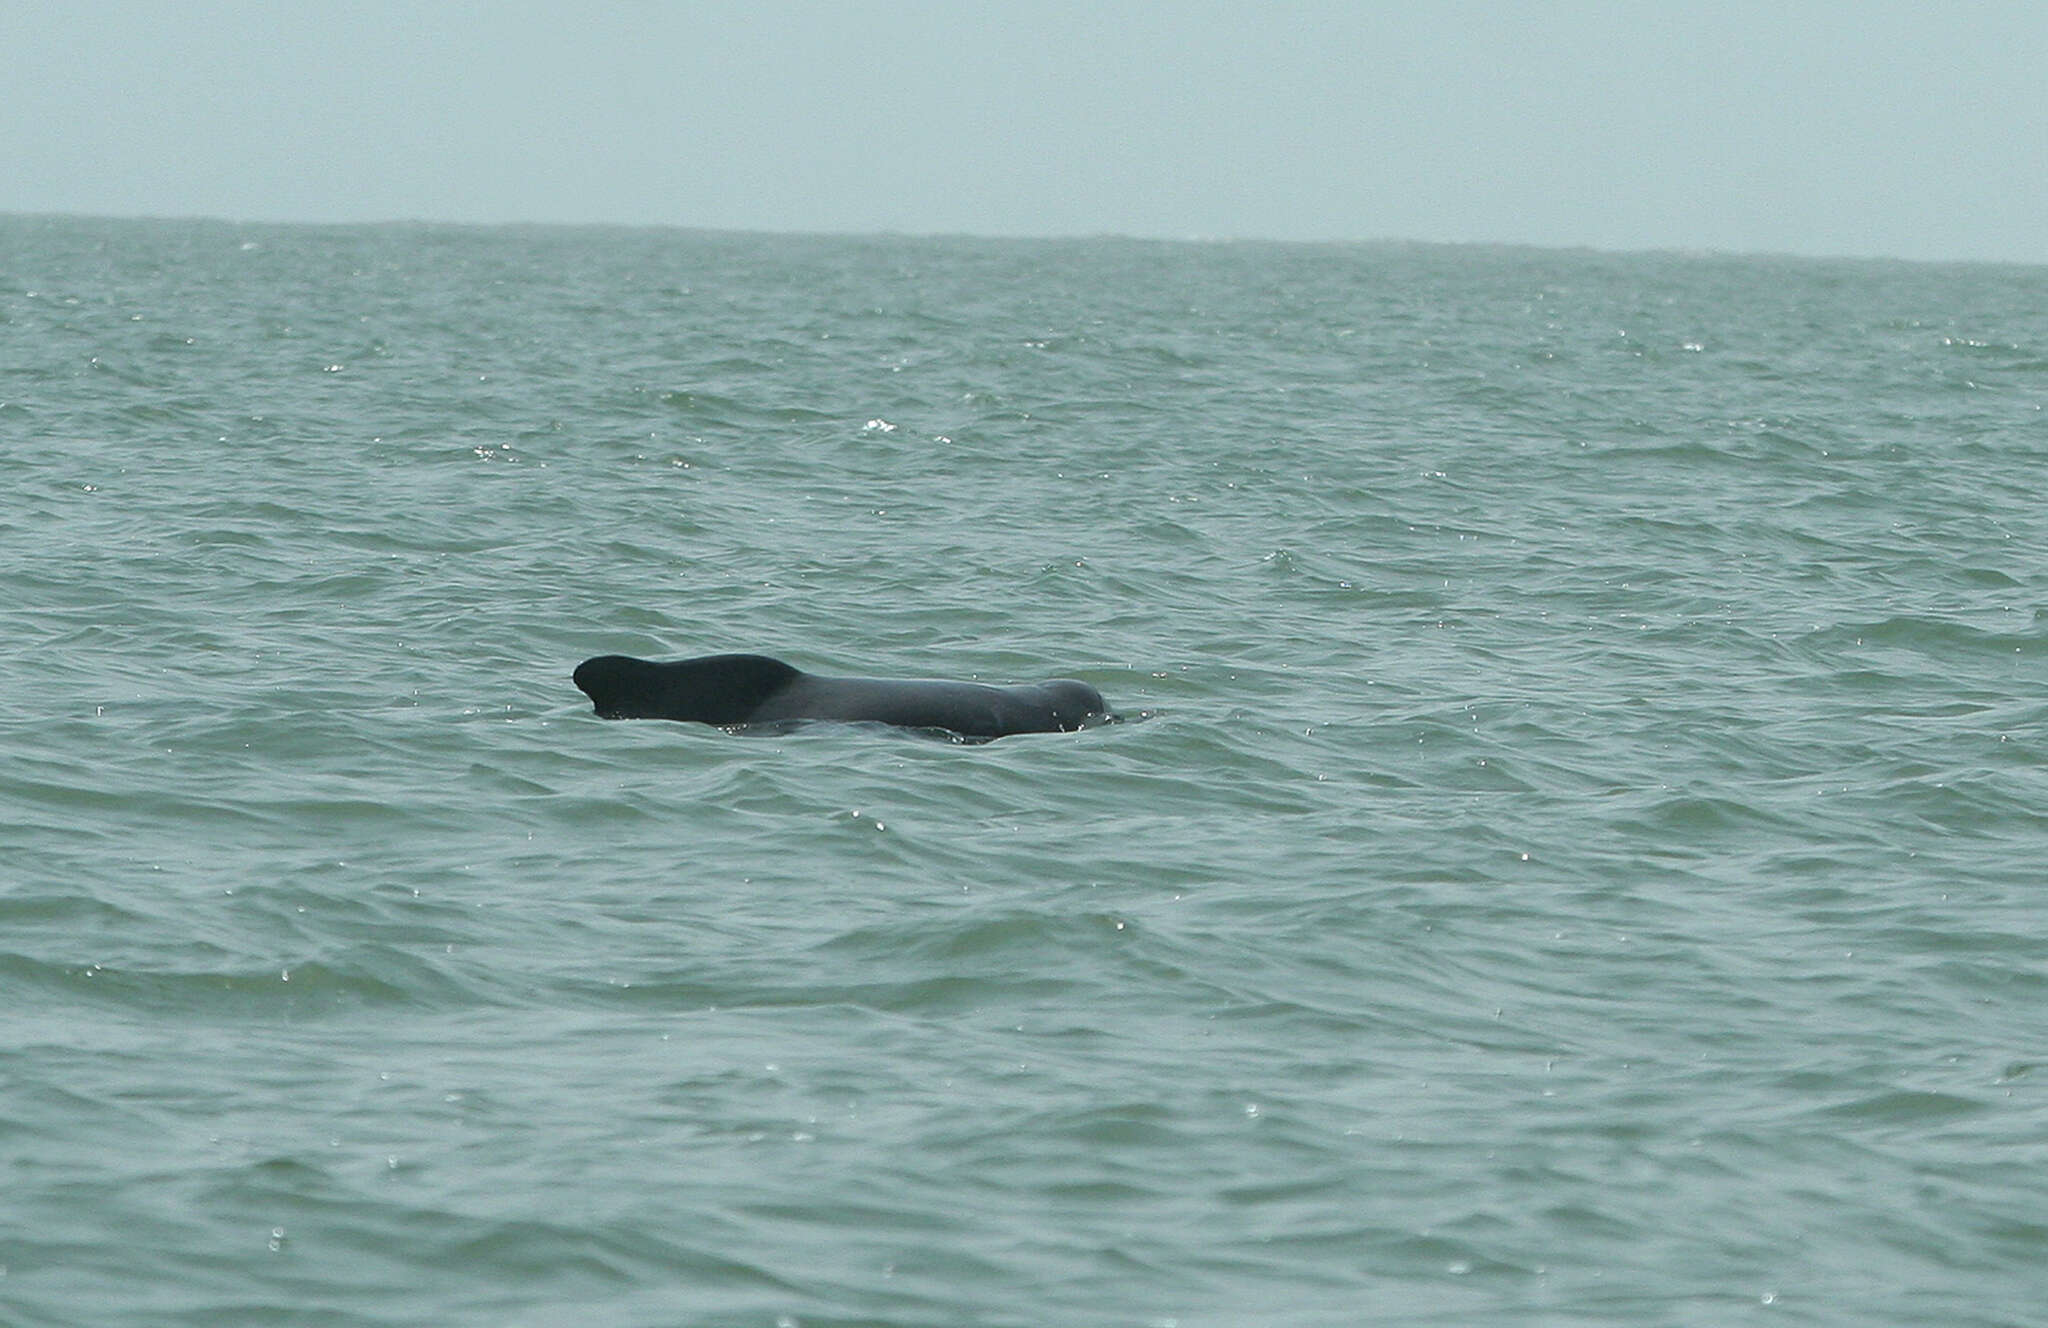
[4,216,2046,1326]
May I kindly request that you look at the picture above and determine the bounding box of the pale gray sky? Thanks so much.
[5,1,2043,262]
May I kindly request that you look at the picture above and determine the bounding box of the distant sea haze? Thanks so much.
[5,214,2046,1326]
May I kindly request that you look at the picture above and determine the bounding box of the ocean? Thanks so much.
[3,214,2045,1326]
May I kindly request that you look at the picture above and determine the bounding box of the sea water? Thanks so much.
[3,215,2046,1326]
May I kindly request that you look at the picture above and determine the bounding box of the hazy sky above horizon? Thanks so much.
[5,1,2043,263]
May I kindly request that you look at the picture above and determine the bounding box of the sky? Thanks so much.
[4,1,2044,263]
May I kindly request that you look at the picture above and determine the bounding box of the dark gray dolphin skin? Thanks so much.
[573,653,1110,740]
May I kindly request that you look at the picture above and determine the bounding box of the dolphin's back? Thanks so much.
[573,653,1108,739]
